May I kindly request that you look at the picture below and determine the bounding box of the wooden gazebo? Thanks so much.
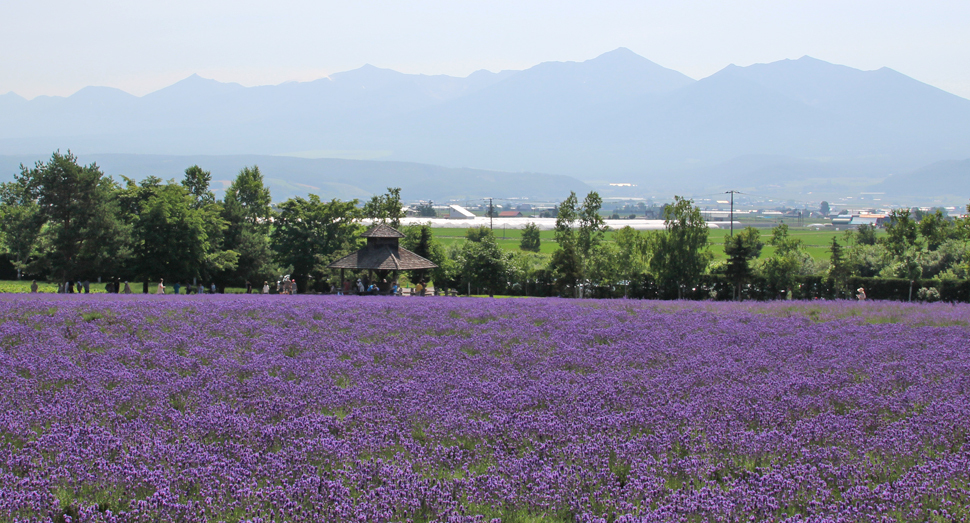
[327,224,437,291]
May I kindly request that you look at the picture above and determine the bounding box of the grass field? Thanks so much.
[429,226,881,261]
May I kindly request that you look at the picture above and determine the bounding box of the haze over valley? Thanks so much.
[3,48,970,204]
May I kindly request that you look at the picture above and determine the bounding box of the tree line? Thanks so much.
[418,191,970,301]
[0,152,379,293]
[3,151,970,300]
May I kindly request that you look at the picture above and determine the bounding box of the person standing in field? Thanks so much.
[173,281,180,295]
[262,281,269,294]
[157,279,165,294]
[246,280,252,294]
[30,280,38,293]
[857,287,866,301]
[291,279,297,295]
[210,282,216,294]
[123,281,132,294]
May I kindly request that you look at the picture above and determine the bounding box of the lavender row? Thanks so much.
[0,296,968,522]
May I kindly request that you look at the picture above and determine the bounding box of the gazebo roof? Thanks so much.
[328,244,437,271]
[361,223,405,238]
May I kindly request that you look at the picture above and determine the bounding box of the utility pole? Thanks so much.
[725,190,740,236]
[488,197,494,231]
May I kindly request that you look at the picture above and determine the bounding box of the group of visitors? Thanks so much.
[237,279,296,295]
[278,278,298,295]
[347,277,406,296]
[51,280,95,294]
[38,278,133,294]
[153,279,217,295]
[27,274,421,297]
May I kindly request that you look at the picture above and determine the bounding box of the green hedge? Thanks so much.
[519,274,970,302]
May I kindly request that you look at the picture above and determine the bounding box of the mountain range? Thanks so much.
[2,48,969,203]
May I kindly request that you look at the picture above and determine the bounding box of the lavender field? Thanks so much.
[1,296,968,522]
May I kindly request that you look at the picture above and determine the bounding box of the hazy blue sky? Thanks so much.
[3,0,969,99]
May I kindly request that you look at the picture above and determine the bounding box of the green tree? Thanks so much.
[957,201,970,246]
[613,226,649,290]
[577,191,606,258]
[553,192,578,247]
[363,187,405,228]
[466,225,493,243]
[222,166,275,285]
[457,228,509,297]
[769,224,801,255]
[224,165,272,230]
[549,243,583,296]
[549,192,581,293]
[549,191,607,295]
[819,201,830,216]
[883,208,919,255]
[855,223,878,246]
[828,237,851,297]
[132,183,215,284]
[271,195,363,293]
[182,165,215,209]
[0,175,44,278]
[585,241,622,293]
[846,243,891,278]
[724,226,763,300]
[402,224,448,286]
[918,209,953,251]
[649,196,712,299]
[21,151,130,282]
[761,224,822,297]
[507,251,545,295]
[520,222,541,252]
[180,167,233,282]
[414,202,436,217]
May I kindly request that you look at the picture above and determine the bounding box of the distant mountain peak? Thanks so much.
[328,63,408,84]
[142,73,244,99]
[1,91,27,101]
[594,47,639,58]
[175,73,235,86]
[585,47,671,69]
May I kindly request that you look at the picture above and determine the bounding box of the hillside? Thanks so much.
[0,153,589,202]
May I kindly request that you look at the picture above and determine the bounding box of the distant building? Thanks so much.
[854,213,888,227]
[448,205,476,219]
[830,213,887,228]
[700,210,732,222]
[498,211,523,217]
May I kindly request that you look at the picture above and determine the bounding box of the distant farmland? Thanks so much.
[429,226,879,261]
